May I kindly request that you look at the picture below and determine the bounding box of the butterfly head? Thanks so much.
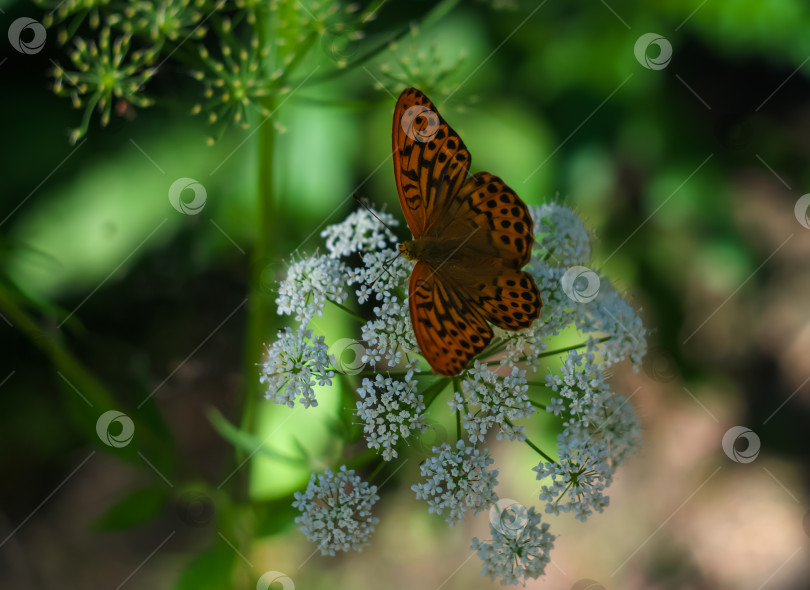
[398,240,418,262]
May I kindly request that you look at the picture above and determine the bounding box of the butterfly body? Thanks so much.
[393,88,542,376]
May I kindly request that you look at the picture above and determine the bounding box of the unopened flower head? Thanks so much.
[51,27,157,143]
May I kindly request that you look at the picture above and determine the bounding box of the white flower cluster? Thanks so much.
[292,465,379,556]
[350,249,417,369]
[321,207,399,257]
[532,203,591,266]
[265,202,647,585]
[528,202,648,371]
[472,504,555,585]
[411,440,499,526]
[579,279,648,369]
[356,372,426,460]
[533,437,612,521]
[276,254,348,323]
[260,327,334,408]
[534,350,641,521]
[452,361,534,442]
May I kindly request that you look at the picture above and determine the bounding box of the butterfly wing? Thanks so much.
[440,171,535,266]
[461,267,542,332]
[393,87,472,237]
[409,261,493,376]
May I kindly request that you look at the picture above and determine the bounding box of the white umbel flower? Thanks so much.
[321,207,399,258]
[453,361,534,442]
[293,466,379,555]
[531,203,591,267]
[412,440,499,526]
[578,278,648,369]
[356,372,426,460]
[472,504,556,585]
[276,255,348,323]
[260,327,335,408]
[545,350,612,428]
[263,203,648,585]
[533,429,613,522]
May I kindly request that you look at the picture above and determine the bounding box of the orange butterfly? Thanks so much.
[393,87,543,376]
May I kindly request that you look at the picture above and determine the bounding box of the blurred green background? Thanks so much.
[1,0,809,588]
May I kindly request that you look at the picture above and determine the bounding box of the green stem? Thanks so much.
[421,377,451,409]
[482,336,612,368]
[539,336,610,357]
[238,101,278,497]
[367,457,388,482]
[329,300,366,323]
[0,282,170,459]
[504,417,556,464]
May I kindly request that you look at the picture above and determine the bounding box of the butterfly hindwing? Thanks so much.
[393,88,472,237]
[462,267,542,332]
[409,261,493,376]
[442,171,535,267]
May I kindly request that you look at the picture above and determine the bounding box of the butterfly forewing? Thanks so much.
[393,88,472,237]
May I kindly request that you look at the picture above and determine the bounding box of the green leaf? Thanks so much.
[253,497,300,538]
[94,486,167,531]
[173,543,236,590]
[207,407,307,466]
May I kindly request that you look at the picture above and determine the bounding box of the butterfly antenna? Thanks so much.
[352,194,396,233]
[369,252,401,288]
